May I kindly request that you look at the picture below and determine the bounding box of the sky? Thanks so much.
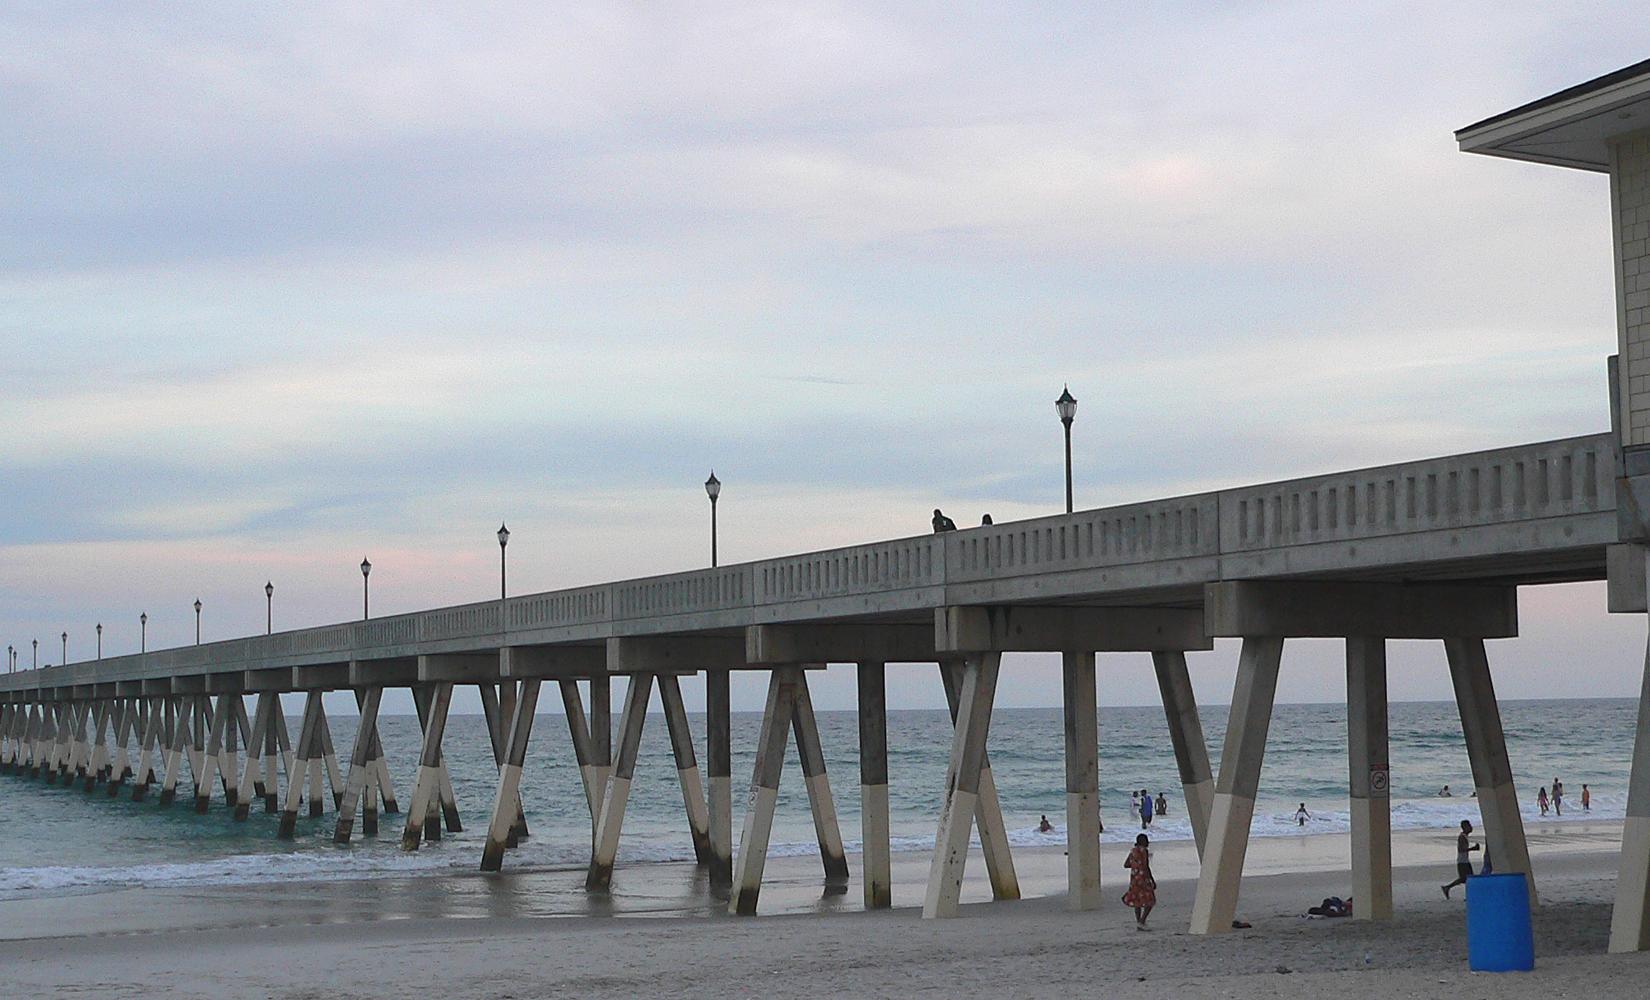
[2,3,1648,715]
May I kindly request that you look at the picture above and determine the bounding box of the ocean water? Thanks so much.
[0,698,1634,898]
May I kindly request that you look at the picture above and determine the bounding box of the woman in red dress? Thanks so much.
[1122,833,1156,929]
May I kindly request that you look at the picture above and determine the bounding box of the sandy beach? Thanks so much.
[2,820,1643,998]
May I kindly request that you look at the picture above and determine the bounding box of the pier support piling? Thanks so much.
[1610,611,1650,952]
[857,662,892,909]
[481,679,541,872]
[730,667,801,915]
[1347,637,1393,921]
[278,692,323,839]
[334,686,382,844]
[1152,651,1214,855]
[1445,636,1537,907]
[791,673,850,888]
[587,672,654,891]
[940,660,1019,901]
[660,674,713,866]
[1189,636,1284,935]
[1063,650,1102,911]
[706,669,734,892]
[924,651,1003,919]
[401,682,454,850]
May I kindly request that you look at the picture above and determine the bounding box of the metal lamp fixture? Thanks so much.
[361,558,372,620]
[705,471,721,567]
[265,581,274,634]
[1055,385,1078,514]
[497,523,510,600]
[194,599,202,645]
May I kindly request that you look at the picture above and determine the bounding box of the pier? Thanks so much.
[8,56,1650,956]
[0,431,1622,929]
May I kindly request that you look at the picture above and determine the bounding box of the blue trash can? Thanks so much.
[1465,873,1534,972]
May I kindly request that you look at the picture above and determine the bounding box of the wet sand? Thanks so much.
[1,821,1639,997]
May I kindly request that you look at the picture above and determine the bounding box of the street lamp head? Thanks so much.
[194,599,202,614]
[1055,385,1078,425]
[705,471,721,502]
[96,623,102,635]
[265,581,274,598]
[140,612,147,626]
[361,557,371,578]
[61,631,67,641]
[497,523,510,549]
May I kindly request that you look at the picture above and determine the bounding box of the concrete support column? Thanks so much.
[924,651,1003,919]
[85,700,110,790]
[158,698,193,807]
[659,674,713,865]
[1347,637,1393,921]
[791,671,850,888]
[234,694,274,821]
[333,687,382,844]
[730,667,801,916]
[481,679,542,872]
[1152,651,1214,855]
[1063,650,1101,911]
[939,660,1020,901]
[857,661,892,909]
[1188,635,1284,935]
[194,695,229,813]
[315,702,343,813]
[1610,613,1650,952]
[401,682,454,850]
[587,672,654,891]
[559,678,603,832]
[220,696,241,805]
[370,716,397,816]
[1445,637,1537,907]
[277,692,323,839]
[264,699,285,813]
[590,673,612,816]
[478,683,527,847]
[706,669,734,891]
[497,682,528,841]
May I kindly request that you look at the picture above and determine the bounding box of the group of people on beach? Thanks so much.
[1537,778,1589,816]
[1130,789,1168,829]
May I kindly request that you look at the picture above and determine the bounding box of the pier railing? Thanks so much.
[2,433,1617,691]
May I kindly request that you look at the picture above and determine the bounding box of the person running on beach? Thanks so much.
[1537,786,1549,816]
[1038,814,1053,833]
[1294,803,1310,826]
[1123,834,1156,929]
[1442,820,1480,898]
[1582,784,1591,811]
[1155,792,1168,818]
[1552,779,1563,816]
[1140,789,1154,829]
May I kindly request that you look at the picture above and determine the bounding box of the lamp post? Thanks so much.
[96,623,102,660]
[32,639,38,669]
[61,631,67,664]
[705,471,721,567]
[361,558,371,620]
[140,613,147,652]
[1055,385,1078,514]
[194,599,202,645]
[265,581,274,634]
[497,523,510,600]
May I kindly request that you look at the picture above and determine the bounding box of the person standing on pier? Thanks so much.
[1122,834,1156,929]
[1441,820,1481,899]
[931,509,957,532]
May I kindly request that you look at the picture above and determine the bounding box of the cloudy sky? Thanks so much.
[2,3,1646,714]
